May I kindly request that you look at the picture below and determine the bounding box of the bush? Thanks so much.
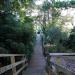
[17,43,26,54]
[63,28,75,52]
[0,47,8,54]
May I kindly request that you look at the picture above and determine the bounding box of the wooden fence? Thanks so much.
[0,54,28,75]
[47,53,75,75]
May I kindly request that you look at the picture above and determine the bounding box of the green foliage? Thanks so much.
[48,46,56,53]
[0,47,8,53]
[54,1,69,8]
[0,0,34,61]
[41,0,75,10]
[42,9,70,52]
[63,27,75,52]
[47,27,62,43]
[41,0,75,53]
[70,0,75,5]
[52,8,60,17]
[42,0,51,11]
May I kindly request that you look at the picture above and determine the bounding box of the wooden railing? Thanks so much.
[0,54,28,75]
[47,53,75,75]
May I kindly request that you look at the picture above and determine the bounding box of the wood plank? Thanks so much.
[10,56,16,75]
[0,54,25,57]
[49,53,75,56]
[0,58,26,74]
[0,64,13,74]
[14,63,28,75]
[50,61,75,74]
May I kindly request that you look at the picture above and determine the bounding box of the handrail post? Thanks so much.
[21,56,26,75]
[10,56,16,75]
[22,56,25,67]
[47,54,52,75]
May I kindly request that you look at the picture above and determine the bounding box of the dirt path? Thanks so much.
[23,34,46,75]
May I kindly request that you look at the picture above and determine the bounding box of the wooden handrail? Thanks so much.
[48,53,75,75]
[0,54,25,57]
[0,54,28,75]
[50,61,75,75]
[49,53,75,56]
